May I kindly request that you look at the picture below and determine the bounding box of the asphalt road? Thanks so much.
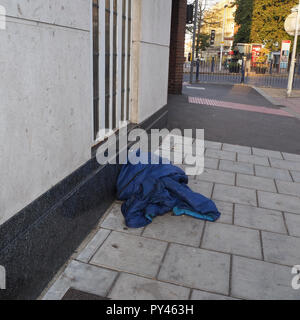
[168,83,300,154]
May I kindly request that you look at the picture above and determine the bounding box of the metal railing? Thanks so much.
[185,58,300,90]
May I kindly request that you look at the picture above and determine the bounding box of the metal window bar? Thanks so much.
[93,0,132,141]
[93,0,99,140]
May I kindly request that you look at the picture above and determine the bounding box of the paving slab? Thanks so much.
[284,213,300,237]
[205,149,236,161]
[158,244,230,295]
[204,157,219,170]
[191,290,237,300]
[222,144,251,155]
[109,273,190,300]
[202,223,262,259]
[91,231,167,278]
[213,184,257,207]
[276,180,300,197]
[143,212,204,247]
[234,205,286,234]
[252,148,283,160]
[231,256,300,300]
[219,160,254,175]
[205,141,222,150]
[43,260,117,300]
[196,169,235,186]
[188,180,214,198]
[270,158,300,172]
[100,203,144,235]
[258,191,300,214]
[255,165,292,182]
[282,152,300,162]
[236,174,276,192]
[77,229,111,263]
[237,153,269,166]
[262,231,300,266]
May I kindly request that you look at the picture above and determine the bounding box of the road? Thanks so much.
[168,82,300,154]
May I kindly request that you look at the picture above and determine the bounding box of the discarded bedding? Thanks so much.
[117,152,221,228]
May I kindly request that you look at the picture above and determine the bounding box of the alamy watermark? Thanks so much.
[291,265,300,290]
[96,125,205,176]
[0,5,6,30]
[0,265,5,290]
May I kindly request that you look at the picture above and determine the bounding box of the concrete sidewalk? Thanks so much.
[42,139,300,300]
[254,87,300,119]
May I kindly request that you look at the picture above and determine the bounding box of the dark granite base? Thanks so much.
[0,105,168,300]
[62,288,109,300]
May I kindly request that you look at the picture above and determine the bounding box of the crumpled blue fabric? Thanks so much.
[117,152,220,228]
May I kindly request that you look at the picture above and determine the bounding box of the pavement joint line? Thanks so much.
[187,288,193,300]
[86,229,112,264]
[273,179,279,193]
[217,158,221,170]
[289,170,295,183]
[155,242,170,280]
[106,271,121,298]
[232,203,235,225]
[140,225,146,236]
[282,212,290,236]
[199,221,207,248]
[259,230,265,261]
[228,254,233,297]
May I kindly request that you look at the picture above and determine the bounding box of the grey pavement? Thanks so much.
[42,139,300,300]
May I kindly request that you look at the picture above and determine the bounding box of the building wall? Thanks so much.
[168,0,187,94]
[0,0,175,227]
[131,0,172,123]
[0,0,92,226]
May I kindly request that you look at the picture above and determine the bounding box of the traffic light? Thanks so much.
[186,4,194,24]
[210,30,215,45]
[188,52,192,62]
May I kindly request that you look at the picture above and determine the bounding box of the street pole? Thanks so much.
[219,4,227,71]
[287,0,300,97]
[190,0,199,83]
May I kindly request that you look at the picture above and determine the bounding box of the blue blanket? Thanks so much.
[117,153,220,228]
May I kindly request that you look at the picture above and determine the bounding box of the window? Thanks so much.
[93,0,132,141]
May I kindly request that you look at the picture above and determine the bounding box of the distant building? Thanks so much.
[202,0,237,57]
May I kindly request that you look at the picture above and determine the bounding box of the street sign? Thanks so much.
[284,8,300,36]
[280,40,291,69]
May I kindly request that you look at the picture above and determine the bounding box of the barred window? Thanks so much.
[93,0,132,141]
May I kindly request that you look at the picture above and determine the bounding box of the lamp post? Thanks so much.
[190,0,199,83]
[287,0,300,97]
[219,4,228,71]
